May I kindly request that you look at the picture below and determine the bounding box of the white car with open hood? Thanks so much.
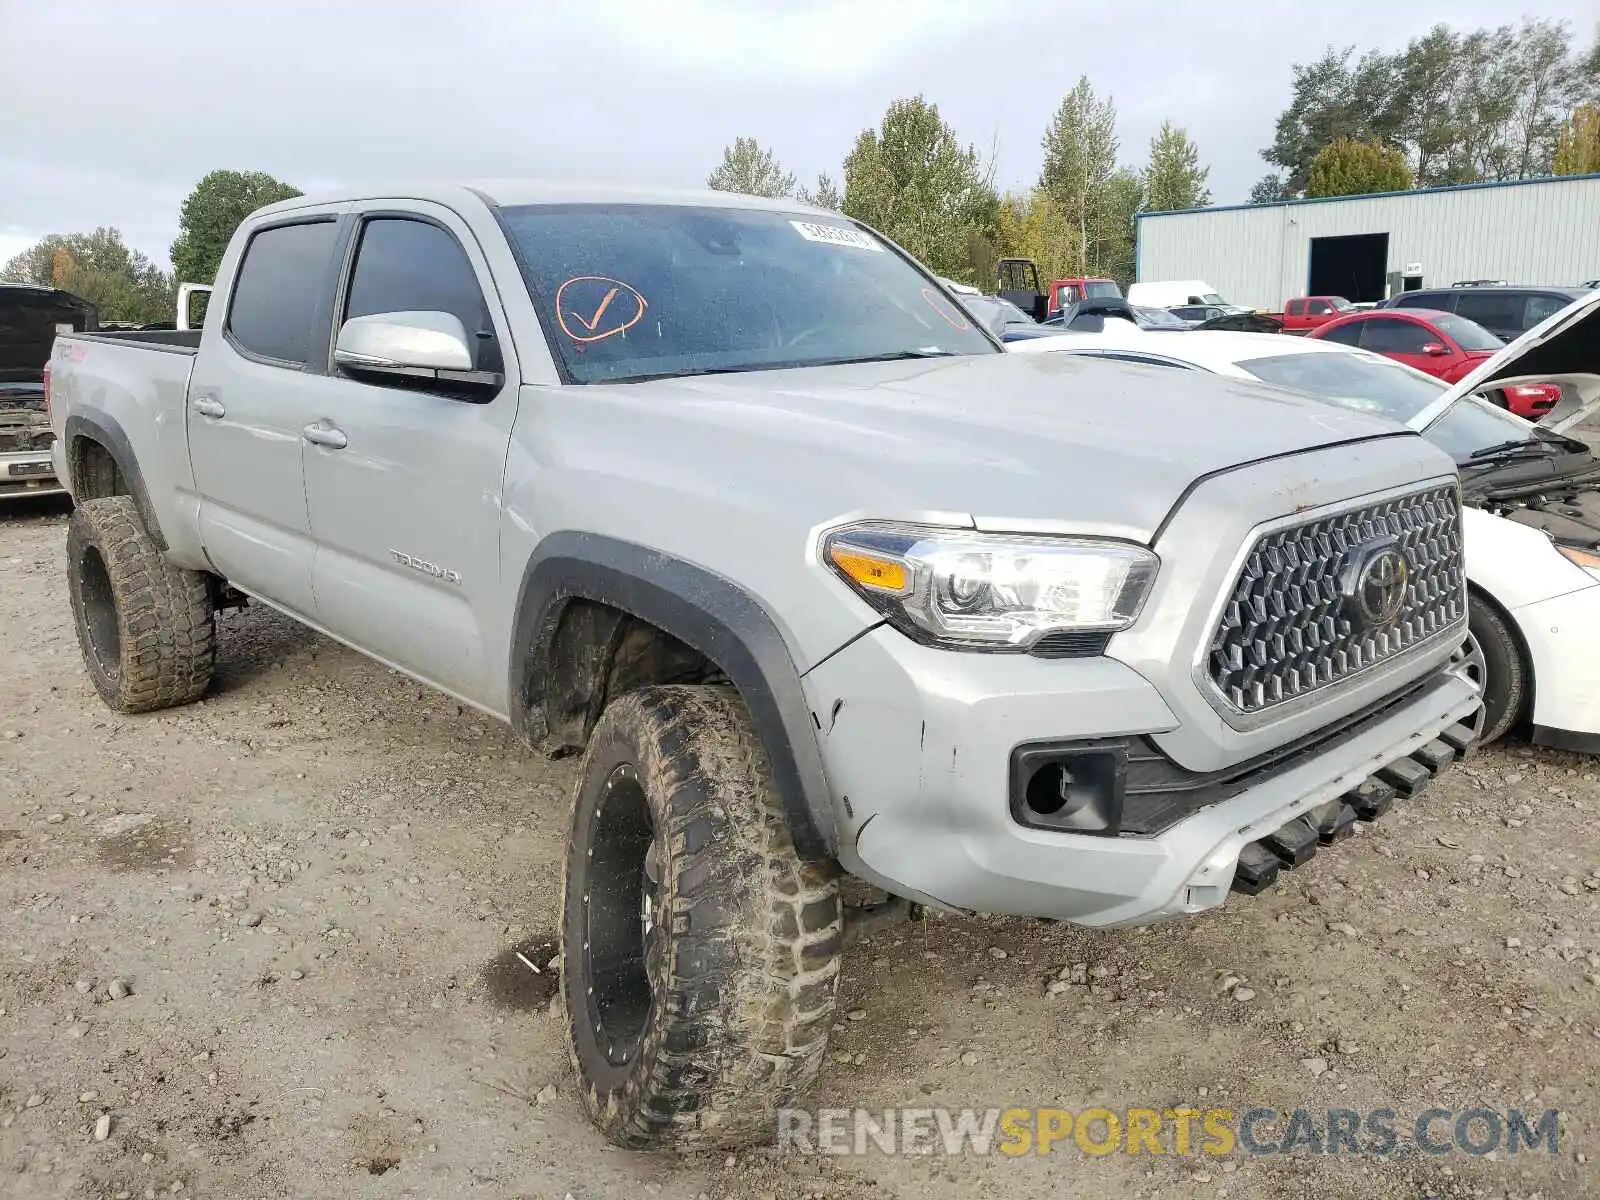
[1009,293,1600,753]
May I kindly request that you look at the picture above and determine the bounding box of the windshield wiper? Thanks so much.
[1466,438,1568,465]
[808,348,962,367]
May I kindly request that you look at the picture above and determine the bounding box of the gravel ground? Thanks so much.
[3,493,1599,1200]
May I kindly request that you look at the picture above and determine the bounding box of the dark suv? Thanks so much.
[1385,285,1587,342]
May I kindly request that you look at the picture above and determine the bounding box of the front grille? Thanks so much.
[1207,485,1465,715]
[0,427,54,455]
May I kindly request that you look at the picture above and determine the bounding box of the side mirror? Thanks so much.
[335,311,475,375]
[1422,341,1450,356]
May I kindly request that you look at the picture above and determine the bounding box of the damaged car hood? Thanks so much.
[1417,289,1600,435]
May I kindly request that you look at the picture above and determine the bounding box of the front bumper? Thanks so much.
[1514,583,1600,751]
[804,628,1480,927]
[0,449,63,499]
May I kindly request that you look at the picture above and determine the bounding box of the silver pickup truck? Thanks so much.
[49,182,1482,1149]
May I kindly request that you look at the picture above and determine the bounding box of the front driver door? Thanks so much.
[297,204,519,712]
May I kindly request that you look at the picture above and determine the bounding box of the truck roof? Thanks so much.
[254,180,843,219]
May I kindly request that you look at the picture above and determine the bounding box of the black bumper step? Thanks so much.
[1231,733,1477,897]
[1439,722,1478,759]
[1345,777,1395,821]
[1232,842,1281,895]
[1377,756,1432,797]
[1264,815,1319,866]
[1412,738,1457,774]
[1309,799,1358,843]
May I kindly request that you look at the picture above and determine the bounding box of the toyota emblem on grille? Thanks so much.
[1341,537,1410,629]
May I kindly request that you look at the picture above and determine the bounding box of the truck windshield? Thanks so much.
[498,204,999,383]
[1084,281,1122,299]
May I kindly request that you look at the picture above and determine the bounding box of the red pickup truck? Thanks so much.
[995,259,1122,321]
[1276,296,1356,333]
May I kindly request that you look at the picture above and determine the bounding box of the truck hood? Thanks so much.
[622,351,1412,542]
[1418,289,1600,435]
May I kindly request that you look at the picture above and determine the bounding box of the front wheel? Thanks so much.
[1462,599,1528,744]
[561,685,841,1149]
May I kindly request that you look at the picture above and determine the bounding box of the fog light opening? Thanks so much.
[1025,764,1076,816]
[1011,746,1125,836]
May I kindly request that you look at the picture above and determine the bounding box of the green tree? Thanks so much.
[1039,76,1120,277]
[841,96,997,282]
[706,137,796,198]
[1306,138,1414,197]
[1,228,172,325]
[1143,121,1211,212]
[992,189,1079,287]
[1249,173,1287,204]
[1554,102,1600,173]
[1266,20,1589,192]
[170,170,300,285]
[796,173,842,210]
[1098,168,1144,288]
[1264,46,1400,194]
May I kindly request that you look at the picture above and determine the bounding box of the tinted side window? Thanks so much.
[1286,300,1303,316]
[1360,318,1433,354]
[1307,300,1331,315]
[343,218,499,371]
[1524,293,1568,328]
[1392,292,1446,311]
[227,221,338,365]
[1319,320,1364,346]
[1452,292,1523,332]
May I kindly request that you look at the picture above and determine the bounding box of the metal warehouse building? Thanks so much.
[1135,173,1600,311]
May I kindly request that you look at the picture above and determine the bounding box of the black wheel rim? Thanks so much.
[582,763,657,1065]
[76,543,121,682]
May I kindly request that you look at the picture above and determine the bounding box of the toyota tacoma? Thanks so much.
[47,182,1482,1148]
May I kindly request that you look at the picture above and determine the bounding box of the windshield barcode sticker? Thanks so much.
[790,220,883,252]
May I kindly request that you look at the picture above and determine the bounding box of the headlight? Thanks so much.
[1556,543,1600,582]
[823,521,1158,650]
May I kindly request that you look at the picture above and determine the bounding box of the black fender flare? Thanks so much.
[509,532,836,861]
[62,412,166,550]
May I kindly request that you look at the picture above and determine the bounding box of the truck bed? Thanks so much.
[50,330,203,520]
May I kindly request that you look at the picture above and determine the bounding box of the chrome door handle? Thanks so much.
[302,422,348,450]
[192,396,225,418]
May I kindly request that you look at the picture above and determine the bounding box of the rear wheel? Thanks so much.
[561,685,841,1148]
[65,496,215,713]
[1463,598,1527,744]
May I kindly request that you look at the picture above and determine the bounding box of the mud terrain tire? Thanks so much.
[561,684,841,1149]
[66,496,215,713]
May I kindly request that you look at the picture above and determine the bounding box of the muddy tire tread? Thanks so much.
[565,684,841,1149]
[67,496,215,713]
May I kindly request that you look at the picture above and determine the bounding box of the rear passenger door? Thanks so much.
[1451,292,1524,341]
[1357,316,1441,372]
[187,216,343,617]
[296,204,519,710]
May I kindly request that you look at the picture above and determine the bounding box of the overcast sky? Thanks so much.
[2,0,1594,273]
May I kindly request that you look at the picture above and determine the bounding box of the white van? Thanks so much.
[1128,280,1233,309]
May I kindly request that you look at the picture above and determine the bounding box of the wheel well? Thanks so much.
[70,436,127,500]
[535,598,722,754]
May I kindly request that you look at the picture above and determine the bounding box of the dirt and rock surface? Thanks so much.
[3,493,1599,1199]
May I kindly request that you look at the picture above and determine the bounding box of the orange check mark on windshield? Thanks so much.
[569,286,621,333]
